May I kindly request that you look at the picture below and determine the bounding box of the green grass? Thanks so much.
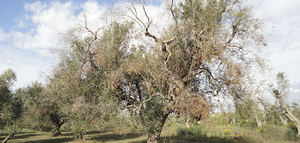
[0,120,299,143]
[0,130,146,143]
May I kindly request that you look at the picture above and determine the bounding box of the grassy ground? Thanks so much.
[0,119,299,143]
[0,130,146,143]
[1,125,298,143]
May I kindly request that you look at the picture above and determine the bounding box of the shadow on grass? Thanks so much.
[60,132,73,136]
[159,135,254,143]
[90,133,142,142]
[130,141,147,143]
[22,137,73,143]
[86,130,106,135]
[17,131,36,135]
[0,134,39,141]
[60,130,106,137]
[124,135,253,143]
[13,133,41,139]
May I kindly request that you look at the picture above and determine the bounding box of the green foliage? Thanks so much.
[265,107,283,126]
[235,115,257,128]
[177,126,193,136]
[165,116,185,127]
[0,68,16,86]
[4,123,22,135]
[95,21,133,71]
[138,97,166,134]
[16,82,65,132]
[285,128,298,141]
[176,124,206,138]
[36,22,135,139]
[212,114,228,125]
[256,127,267,133]
[0,69,22,131]
[69,117,87,137]
[284,123,298,141]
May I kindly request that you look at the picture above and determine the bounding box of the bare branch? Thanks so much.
[127,0,175,52]
[170,0,178,29]
[82,14,106,71]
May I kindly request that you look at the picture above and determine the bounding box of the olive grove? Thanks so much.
[1,0,278,143]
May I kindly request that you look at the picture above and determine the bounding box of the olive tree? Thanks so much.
[0,69,22,143]
[17,82,67,136]
[273,72,300,136]
[45,21,121,139]
[112,0,265,142]
[51,0,265,142]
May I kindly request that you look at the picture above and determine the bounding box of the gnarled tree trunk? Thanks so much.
[185,115,201,128]
[76,132,83,140]
[274,90,300,136]
[51,124,62,137]
[230,117,236,124]
[254,110,266,127]
[185,115,191,128]
[51,120,66,137]
[254,116,265,127]
[147,112,170,143]
[2,133,15,143]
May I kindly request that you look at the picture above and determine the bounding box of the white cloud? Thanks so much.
[7,0,172,58]
[79,1,108,30]
[10,1,120,57]
[11,1,77,57]
[0,28,8,42]
[288,87,300,104]
[269,48,300,85]
[0,47,54,88]
[0,1,107,88]
[248,0,300,102]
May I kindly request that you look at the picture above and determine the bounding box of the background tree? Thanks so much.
[44,23,121,139]
[0,69,22,143]
[273,72,300,136]
[17,82,67,136]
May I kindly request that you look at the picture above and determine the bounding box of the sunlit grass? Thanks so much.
[0,120,299,143]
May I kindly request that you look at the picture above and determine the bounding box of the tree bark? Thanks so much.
[76,132,83,140]
[230,117,236,124]
[185,115,191,128]
[254,116,265,127]
[274,90,300,136]
[279,115,288,125]
[51,125,62,137]
[51,120,66,137]
[147,112,170,143]
[2,133,15,143]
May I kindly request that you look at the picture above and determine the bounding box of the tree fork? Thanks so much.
[51,119,66,137]
[51,125,62,137]
[76,132,83,140]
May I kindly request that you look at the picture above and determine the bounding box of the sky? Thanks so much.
[0,0,299,103]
